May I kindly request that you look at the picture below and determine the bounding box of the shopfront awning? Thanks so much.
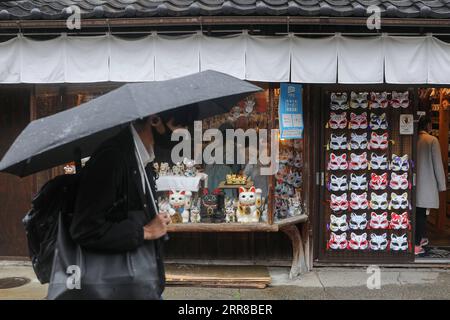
[1,33,450,84]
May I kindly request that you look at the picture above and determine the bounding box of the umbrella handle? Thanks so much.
[132,126,169,242]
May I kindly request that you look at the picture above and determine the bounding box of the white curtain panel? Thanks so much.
[338,36,384,84]
[20,36,65,83]
[200,34,246,79]
[109,35,155,82]
[64,35,109,83]
[428,37,450,84]
[0,37,21,83]
[291,36,337,83]
[384,36,428,84]
[2,34,450,84]
[246,35,290,82]
[154,34,200,81]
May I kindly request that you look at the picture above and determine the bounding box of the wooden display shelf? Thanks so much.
[167,222,278,232]
[167,214,308,233]
[167,214,310,278]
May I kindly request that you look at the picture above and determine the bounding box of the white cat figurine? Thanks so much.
[236,186,262,223]
[168,190,191,223]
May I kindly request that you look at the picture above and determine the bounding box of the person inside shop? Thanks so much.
[68,115,171,299]
[204,122,240,198]
[415,115,447,255]
[152,106,198,164]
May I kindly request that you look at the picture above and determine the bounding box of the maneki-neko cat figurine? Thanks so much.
[201,188,225,223]
[168,190,192,223]
[236,186,262,223]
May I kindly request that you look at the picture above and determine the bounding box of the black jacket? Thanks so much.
[70,128,165,287]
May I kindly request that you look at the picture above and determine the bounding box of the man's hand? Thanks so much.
[143,213,171,240]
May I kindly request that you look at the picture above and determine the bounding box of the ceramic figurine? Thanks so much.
[190,198,201,223]
[183,158,197,177]
[288,194,302,216]
[168,190,191,223]
[201,189,224,223]
[159,162,170,176]
[224,197,237,223]
[172,162,184,176]
[236,186,261,223]
[153,162,159,175]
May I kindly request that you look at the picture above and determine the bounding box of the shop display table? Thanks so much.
[167,214,309,278]
[156,173,208,192]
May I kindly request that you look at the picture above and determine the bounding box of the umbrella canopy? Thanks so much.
[0,70,262,177]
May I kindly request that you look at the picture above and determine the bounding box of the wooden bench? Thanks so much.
[167,214,310,278]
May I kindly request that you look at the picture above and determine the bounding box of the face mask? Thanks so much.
[369,233,388,250]
[370,192,388,210]
[330,134,348,150]
[389,192,409,210]
[350,92,369,109]
[349,212,368,230]
[369,92,389,109]
[389,212,411,230]
[369,172,388,190]
[349,173,367,191]
[370,153,388,170]
[348,232,369,250]
[329,112,348,129]
[350,192,369,210]
[391,154,409,172]
[369,212,389,229]
[328,232,348,250]
[328,153,348,170]
[330,214,349,232]
[330,194,349,211]
[389,172,409,190]
[370,113,388,130]
[390,234,409,251]
[330,92,349,110]
[369,132,388,150]
[350,132,368,150]
[350,112,368,129]
[391,91,409,109]
[349,152,368,170]
[330,174,348,192]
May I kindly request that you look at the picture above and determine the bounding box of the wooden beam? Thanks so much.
[2,16,450,31]
[167,222,279,233]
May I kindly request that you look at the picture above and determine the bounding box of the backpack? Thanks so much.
[22,173,80,284]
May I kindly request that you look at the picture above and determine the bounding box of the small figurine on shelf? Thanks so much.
[224,197,236,223]
[168,190,191,223]
[201,188,224,223]
[236,186,262,223]
[172,162,184,176]
[288,194,303,217]
[183,158,197,177]
[190,198,201,223]
[153,162,159,175]
[159,162,170,176]
[260,203,269,223]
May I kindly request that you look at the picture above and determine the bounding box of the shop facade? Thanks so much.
[1,1,450,271]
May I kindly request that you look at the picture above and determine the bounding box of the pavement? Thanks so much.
[0,261,449,300]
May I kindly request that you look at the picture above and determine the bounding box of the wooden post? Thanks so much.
[268,84,276,225]
[438,90,449,230]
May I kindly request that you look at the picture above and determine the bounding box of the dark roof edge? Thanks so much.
[1,16,450,30]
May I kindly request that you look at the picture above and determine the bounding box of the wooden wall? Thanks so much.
[0,87,32,257]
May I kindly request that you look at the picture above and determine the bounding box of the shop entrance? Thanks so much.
[313,85,417,264]
[416,88,450,263]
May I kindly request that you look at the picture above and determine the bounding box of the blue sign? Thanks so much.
[278,83,304,139]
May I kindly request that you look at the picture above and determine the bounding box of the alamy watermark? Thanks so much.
[366,265,381,290]
[66,265,81,290]
[66,6,81,30]
[366,5,381,30]
[170,121,280,176]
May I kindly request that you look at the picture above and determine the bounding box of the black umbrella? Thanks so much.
[0,70,262,177]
